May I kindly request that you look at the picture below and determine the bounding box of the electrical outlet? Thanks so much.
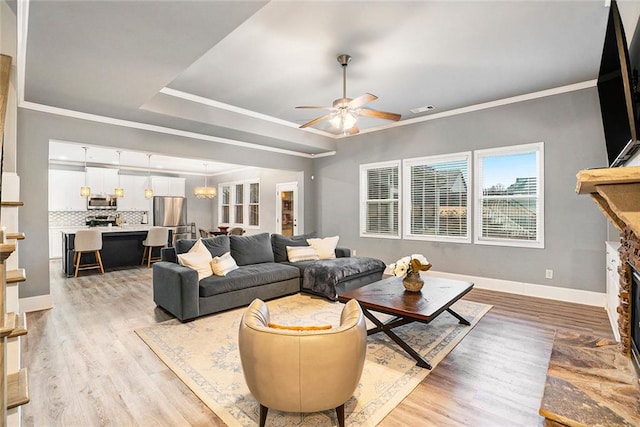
[545,269,553,279]
[352,249,357,256]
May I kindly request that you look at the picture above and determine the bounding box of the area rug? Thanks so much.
[136,294,491,426]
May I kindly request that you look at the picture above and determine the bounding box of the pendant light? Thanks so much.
[114,150,124,198]
[194,163,217,199]
[80,146,91,197]
[144,154,153,199]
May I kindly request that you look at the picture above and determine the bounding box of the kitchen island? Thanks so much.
[61,226,172,277]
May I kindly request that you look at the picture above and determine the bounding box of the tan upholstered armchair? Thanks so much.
[238,298,367,427]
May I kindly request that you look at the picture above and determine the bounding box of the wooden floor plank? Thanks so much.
[22,261,614,426]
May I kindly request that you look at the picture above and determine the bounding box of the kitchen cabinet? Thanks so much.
[86,167,119,195]
[48,170,88,211]
[152,177,185,197]
[118,175,152,211]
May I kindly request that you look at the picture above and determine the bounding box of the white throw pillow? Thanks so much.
[306,236,339,260]
[286,245,320,262]
[177,239,213,280]
[210,251,239,276]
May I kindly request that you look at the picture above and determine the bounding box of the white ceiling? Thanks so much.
[23,1,640,159]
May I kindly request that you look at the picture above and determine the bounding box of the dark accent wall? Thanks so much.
[313,88,609,292]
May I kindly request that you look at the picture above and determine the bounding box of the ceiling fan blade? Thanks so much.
[299,113,333,129]
[296,105,334,110]
[348,93,378,109]
[358,108,401,121]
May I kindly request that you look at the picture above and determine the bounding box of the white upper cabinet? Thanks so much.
[49,170,88,211]
[117,175,153,211]
[151,177,185,197]
[86,167,119,195]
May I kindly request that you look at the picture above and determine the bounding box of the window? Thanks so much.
[220,185,230,224]
[474,142,544,248]
[403,152,471,242]
[249,182,259,226]
[360,161,401,238]
[218,180,260,227]
[234,183,244,225]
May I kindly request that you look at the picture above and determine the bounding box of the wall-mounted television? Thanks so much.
[597,0,640,167]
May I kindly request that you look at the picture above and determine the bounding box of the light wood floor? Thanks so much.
[22,261,614,426]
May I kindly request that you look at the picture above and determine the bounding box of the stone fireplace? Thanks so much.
[576,167,640,371]
[617,228,640,373]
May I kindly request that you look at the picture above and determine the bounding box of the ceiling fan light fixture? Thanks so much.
[296,54,400,134]
[330,109,358,131]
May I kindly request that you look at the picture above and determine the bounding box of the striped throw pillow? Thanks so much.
[286,245,319,262]
[210,251,239,276]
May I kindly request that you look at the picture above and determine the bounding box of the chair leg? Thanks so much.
[147,247,153,268]
[259,404,268,427]
[74,251,82,278]
[95,250,105,274]
[141,246,148,266]
[336,404,345,427]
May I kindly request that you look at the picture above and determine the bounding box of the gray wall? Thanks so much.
[17,108,314,298]
[17,87,610,298]
[313,88,609,292]
[208,168,304,234]
[185,168,304,235]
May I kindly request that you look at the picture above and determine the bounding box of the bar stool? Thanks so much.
[141,227,169,268]
[74,229,104,278]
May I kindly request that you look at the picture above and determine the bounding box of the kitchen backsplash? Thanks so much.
[49,211,149,227]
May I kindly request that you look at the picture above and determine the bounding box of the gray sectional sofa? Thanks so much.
[152,232,385,321]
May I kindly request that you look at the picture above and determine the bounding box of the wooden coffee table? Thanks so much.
[337,276,473,369]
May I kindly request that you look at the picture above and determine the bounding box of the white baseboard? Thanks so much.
[425,270,607,307]
[19,294,53,313]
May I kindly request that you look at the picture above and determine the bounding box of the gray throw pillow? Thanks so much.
[271,232,318,262]
[230,232,274,265]
[175,235,230,258]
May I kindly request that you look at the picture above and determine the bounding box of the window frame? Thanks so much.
[217,179,260,228]
[402,152,472,243]
[359,160,402,239]
[473,142,544,248]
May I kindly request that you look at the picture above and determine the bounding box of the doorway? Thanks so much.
[276,182,299,236]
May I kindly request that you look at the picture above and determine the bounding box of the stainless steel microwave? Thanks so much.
[87,195,117,210]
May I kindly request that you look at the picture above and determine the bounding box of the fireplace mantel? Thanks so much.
[576,166,640,236]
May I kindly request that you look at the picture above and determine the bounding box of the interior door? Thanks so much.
[276,182,299,236]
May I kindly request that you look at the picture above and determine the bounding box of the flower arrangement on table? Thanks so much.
[389,254,432,278]
[388,254,432,292]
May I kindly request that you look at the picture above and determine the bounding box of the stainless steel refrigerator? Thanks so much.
[153,196,188,245]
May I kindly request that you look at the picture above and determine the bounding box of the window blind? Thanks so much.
[405,154,470,240]
[362,164,399,236]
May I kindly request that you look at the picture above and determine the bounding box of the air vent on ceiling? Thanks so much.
[410,105,435,114]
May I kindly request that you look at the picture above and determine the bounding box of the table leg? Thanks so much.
[361,308,432,369]
[447,308,470,325]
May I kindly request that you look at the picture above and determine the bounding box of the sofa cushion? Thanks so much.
[176,236,230,257]
[199,263,299,297]
[307,236,339,260]
[286,245,319,262]
[271,232,318,262]
[177,240,213,280]
[230,232,274,265]
[210,251,239,276]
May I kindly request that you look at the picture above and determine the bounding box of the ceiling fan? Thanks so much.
[297,54,401,135]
